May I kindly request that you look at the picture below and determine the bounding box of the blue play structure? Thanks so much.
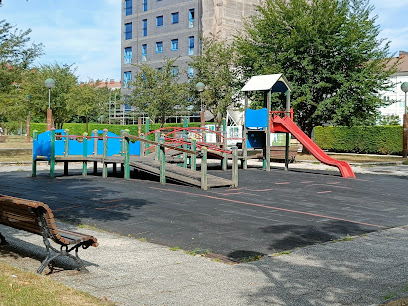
[245,109,268,149]
[33,129,140,161]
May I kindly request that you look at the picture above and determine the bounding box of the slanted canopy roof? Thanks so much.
[241,74,293,93]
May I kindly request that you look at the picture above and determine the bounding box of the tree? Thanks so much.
[235,0,396,136]
[66,83,100,133]
[0,19,43,122]
[189,35,240,129]
[128,58,189,127]
[23,63,78,128]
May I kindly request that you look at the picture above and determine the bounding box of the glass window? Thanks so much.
[188,36,194,55]
[142,44,147,61]
[171,67,179,77]
[156,16,163,27]
[124,23,132,40]
[125,0,132,15]
[142,0,147,12]
[124,47,132,64]
[123,71,132,87]
[156,41,163,53]
[188,66,194,77]
[171,39,178,51]
[142,19,147,36]
[171,12,179,24]
[189,9,195,28]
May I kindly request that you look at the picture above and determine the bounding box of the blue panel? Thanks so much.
[68,139,85,155]
[245,108,267,129]
[129,141,140,156]
[247,131,265,149]
[106,131,122,156]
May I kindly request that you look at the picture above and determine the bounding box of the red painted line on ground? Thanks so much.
[95,205,121,210]
[101,198,125,204]
[244,188,275,192]
[52,205,81,211]
[317,191,332,194]
[327,182,341,185]
[275,182,290,185]
[150,187,388,229]
[300,181,314,184]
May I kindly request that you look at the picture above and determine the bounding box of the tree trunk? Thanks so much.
[160,116,165,128]
[85,116,89,134]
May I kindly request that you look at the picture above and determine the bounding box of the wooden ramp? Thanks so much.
[128,156,233,188]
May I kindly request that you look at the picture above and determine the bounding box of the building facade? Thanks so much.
[121,0,260,90]
[379,51,408,124]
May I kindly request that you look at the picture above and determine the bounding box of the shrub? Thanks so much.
[314,126,403,155]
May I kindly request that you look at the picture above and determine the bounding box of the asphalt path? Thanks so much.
[0,166,406,260]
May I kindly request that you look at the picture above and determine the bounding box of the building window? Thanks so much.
[171,12,179,24]
[189,9,195,28]
[124,47,132,64]
[188,36,194,55]
[124,71,132,87]
[171,39,178,51]
[156,41,163,53]
[142,0,147,12]
[142,19,147,36]
[156,16,163,27]
[171,67,179,77]
[124,23,132,40]
[142,44,147,61]
[125,0,132,15]
[188,66,194,77]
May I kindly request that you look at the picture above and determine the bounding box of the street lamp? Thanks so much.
[45,78,55,131]
[401,82,408,158]
[195,82,205,128]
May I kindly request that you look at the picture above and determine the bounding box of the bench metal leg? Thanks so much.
[0,232,8,245]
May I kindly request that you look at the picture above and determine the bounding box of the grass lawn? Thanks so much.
[0,260,114,305]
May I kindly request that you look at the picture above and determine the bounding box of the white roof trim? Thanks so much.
[241,74,293,92]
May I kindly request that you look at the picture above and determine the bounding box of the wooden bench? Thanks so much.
[0,195,98,274]
[270,145,301,162]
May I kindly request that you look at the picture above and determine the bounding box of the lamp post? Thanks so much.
[401,82,408,158]
[195,82,205,128]
[45,78,55,131]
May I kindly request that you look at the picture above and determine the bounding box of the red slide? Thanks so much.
[272,116,356,178]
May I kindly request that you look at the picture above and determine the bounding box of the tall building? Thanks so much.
[379,51,408,124]
[121,0,260,90]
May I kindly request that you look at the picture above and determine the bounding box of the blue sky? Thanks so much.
[1,0,407,82]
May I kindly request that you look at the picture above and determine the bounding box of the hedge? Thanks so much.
[30,122,208,141]
[314,126,403,155]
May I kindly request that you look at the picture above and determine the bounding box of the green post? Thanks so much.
[202,131,206,144]
[50,128,55,179]
[191,138,197,171]
[124,129,130,179]
[102,129,108,178]
[32,130,38,177]
[243,133,248,169]
[82,132,88,176]
[140,133,145,157]
[183,135,188,168]
[145,117,150,151]
[232,146,238,187]
[222,118,227,170]
[92,129,98,175]
[285,89,291,171]
[120,130,125,156]
[201,146,208,190]
[63,129,69,176]
[155,131,160,160]
[159,136,166,184]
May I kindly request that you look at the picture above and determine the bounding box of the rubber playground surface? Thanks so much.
[0,165,406,260]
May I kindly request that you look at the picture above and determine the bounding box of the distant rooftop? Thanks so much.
[386,51,408,75]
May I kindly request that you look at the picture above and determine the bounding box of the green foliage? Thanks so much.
[314,125,403,154]
[128,58,189,127]
[235,0,396,136]
[30,122,204,137]
[0,19,43,122]
[23,63,78,128]
[189,35,241,128]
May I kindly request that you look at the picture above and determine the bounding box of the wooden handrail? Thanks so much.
[123,133,200,156]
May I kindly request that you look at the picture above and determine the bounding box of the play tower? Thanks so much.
[241,74,355,178]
